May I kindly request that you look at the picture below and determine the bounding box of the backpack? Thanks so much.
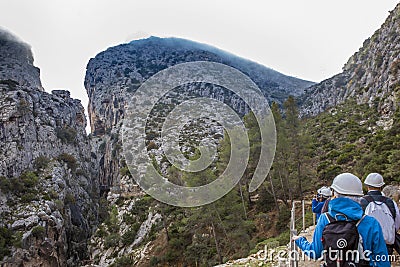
[322,213,369,267]
[361,195,396,245]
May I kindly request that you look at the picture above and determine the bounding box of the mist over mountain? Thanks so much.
[85,36,314,134]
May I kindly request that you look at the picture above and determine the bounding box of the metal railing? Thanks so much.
[289,200,314,267]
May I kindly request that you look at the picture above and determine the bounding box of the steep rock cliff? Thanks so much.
[0,30,98,266]
[0,29,43,91]
[84,36,314,188]
[301,3,400,121]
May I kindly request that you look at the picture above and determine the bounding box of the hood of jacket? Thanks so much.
[328,197,363,221]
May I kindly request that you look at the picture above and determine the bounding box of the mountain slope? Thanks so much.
[84,36,314,187]
[83,37,314,266]
[85,36,314,136]
[301,3,400,120]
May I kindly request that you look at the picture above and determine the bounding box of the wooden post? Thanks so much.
[313,213,316,228]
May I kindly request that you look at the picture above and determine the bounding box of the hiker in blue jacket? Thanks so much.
[312,186,332,223]
[293,173,390,266]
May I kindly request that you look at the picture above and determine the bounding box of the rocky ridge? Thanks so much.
[0,30,98,266]
[300,3,400,122]
[0,29,43,90]
[84,36,314,189]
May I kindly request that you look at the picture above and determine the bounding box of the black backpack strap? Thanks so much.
[384,198,396,220]
[362,194,396,219]
[360,195,372,211]
[326,212,366,226]
[363,195,374,203]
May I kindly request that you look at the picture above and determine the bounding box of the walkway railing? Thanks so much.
[289,200,313,267]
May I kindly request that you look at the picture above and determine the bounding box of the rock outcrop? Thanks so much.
[0,29,98,266]
[84,36,314,188]
[300,3,400,119]
[0,29,43,90]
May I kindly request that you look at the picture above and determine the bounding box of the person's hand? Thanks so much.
[292,235,302,241]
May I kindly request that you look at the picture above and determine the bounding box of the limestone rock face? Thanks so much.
[0,29,42,90]
[0,29,99,266]
[300,3,400,119]
[84,36,314,187]
[0,86,88,178]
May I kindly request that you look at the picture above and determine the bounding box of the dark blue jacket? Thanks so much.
[296,197,390,266]
[312,198,325,222]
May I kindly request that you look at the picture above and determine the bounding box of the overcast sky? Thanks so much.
[0,0,398,121]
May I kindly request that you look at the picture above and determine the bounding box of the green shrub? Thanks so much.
[19,171,39,188]
[390,59,400,75]
[95,225,107,238]
[54,200,63,210]
[47,189,58,199]
[64,192,76,204]
[150,256,160,266]
[56,126,77,144]
[119,167,131,177]
[21,193,38,203]
[43,194,51,201]
[18,100,31,115]
[75,168,87,177]
[320,165,342,180]
[122,214,135,225]
[11,232,23,248]
[105,206,120,233]
[57,153,77,171]
[104,233,120,249]
[342,144,356,153]
[337,153,353,164]
[276,230,290,246]
[114,197,125,207]
[327,150,340,159]
[1,172,39,196]
[0,227,13,259]
[34,156,50,170]
[276,207,291,233]
[0,176,11,193]
[121,223,141,245]
[31,226,45,239]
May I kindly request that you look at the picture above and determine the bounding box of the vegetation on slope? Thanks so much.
[94,92,400,266]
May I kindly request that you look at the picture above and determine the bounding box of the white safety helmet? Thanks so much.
[364,173,385,188]
[317,186,332,197]
[330,173,363,196]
